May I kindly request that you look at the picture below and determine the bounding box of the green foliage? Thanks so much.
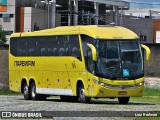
[0,86,20,95]
[0,28,7,44]
[144,87,160,96]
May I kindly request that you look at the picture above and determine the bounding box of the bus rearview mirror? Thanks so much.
[87,43,97,61]
[141,44,151,61]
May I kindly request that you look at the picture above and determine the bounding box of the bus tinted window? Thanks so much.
[69,35,81,58]
[26,37,36,56]
[10,38,18,56]
[10,35,81,59]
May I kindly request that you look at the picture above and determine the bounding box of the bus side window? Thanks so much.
[46,36,58,56]
[69,35,81,60]
[18,38,26,56]
[47,48,52,55]
[29,48,35,55]
[53,48,58,55]
[41,48,46,55]
[36,37,47,56]
[10,38,18,56]
[26,37,36,56]
[18,49,25,56]
[59,47,65,56]
[66,47,69,56]
[87,48,95,74]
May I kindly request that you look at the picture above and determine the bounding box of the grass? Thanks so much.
[144,87,160,96]
[0,86,21,95]
[0,86,160,96]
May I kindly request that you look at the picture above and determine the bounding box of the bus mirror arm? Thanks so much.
[87,43,97,61]
[141,44,151,61]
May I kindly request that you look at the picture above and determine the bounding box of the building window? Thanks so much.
[3,17,10,22]
[2,14,11,22]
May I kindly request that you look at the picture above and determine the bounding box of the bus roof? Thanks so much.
[11,25,138,39]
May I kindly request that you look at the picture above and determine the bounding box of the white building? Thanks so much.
[124,8,160,19]
[0,0,16,44]
[0,0,130,44]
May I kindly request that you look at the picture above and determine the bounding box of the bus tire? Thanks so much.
[30,82,40,100]
[22,82,31,100]
[118,97,130,104]
[78,84,91,103]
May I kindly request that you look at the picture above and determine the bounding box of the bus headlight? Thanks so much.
[93,79,105,86]
[93,79,144,89]
[135,82,144,87]
[93,79,100,85]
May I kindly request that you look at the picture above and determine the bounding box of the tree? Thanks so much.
[0,27,7,44]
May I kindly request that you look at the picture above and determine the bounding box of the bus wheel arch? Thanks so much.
[21,78,30,100]
[76,80,91,103]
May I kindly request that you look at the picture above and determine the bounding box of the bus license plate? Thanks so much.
[118,91,127,95]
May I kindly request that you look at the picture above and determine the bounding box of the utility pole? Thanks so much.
[41,0,55,28]
[68,0,71,26]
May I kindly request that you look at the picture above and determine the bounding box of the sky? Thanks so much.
[123,0,160,8]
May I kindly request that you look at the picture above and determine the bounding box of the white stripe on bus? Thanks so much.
[36,88,73,96]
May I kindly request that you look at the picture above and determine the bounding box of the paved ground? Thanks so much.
[0,96,159,111]
[0,95,159,119]
[0,77,160,119]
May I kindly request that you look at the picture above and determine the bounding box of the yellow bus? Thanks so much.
[9,25,150,104]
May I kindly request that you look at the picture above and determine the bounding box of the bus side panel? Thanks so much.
[61,71,71,90]
[9,71,20,92]
[28,71,43,88]
[53,72,66,89]
[65,57,87,96]
[43,71,53,89]
[87,72,97,96]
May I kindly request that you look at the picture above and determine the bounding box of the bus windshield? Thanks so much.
[93,40,143,80]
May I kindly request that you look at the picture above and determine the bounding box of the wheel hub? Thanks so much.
[32,86,36,98]
[24,86,28,95]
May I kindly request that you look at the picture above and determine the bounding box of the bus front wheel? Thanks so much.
[78,84,91,103]
[22,83,30,100]
[118,97,130,104]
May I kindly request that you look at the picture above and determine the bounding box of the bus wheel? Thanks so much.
[118,97,130,104]
[22,83,30,100]
[78,84,91,103]
[30,82,39,100]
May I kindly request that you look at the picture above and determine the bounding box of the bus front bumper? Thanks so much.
[88,84,144,98]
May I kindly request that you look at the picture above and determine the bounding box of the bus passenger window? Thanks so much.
[41,48,46,55]
[10,38,18,56]
[69,35,81,60]
[53,48,58,55]
[29,48,35,56]
[71,47,78,57]
[47,48,52,55]
[59,48,65,56]
[18,49,26,56]
[66,47,69,55]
